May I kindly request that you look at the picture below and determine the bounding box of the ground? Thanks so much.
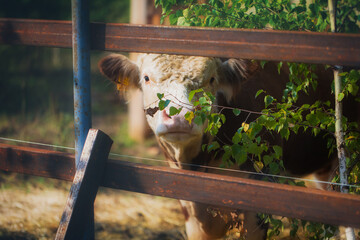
[0,176,186,240]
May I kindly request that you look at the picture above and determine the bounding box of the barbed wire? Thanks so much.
[0,136,359,189]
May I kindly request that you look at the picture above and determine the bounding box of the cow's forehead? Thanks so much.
[138,54,219,83]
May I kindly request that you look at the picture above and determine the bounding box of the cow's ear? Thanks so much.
[219,59,259,102]
[98,54,140,90]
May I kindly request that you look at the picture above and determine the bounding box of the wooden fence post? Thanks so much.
[55,129,113,240]
[127,0,161,142]
[127,0,148,142]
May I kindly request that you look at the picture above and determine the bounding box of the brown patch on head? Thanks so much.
[98,54,141,90]
[223,59,259,80]
[219,59,260,102]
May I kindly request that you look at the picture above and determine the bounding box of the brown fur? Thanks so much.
[98,54,141,89]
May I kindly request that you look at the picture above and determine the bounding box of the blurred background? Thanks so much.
[0,1,186,239]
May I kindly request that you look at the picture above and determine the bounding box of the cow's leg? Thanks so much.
[179,200,267,240]
[180,200,228,240]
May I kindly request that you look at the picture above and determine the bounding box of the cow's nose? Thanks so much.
[161,109,172,122]
[160,108,191,126]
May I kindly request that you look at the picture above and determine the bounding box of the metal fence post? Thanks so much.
[72,0,91,167]
[72,0,93,239]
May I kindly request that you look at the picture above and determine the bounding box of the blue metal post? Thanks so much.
[72,0,91,166]
[72,0,93,239]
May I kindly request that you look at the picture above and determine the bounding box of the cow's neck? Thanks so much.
[157,135,209,169]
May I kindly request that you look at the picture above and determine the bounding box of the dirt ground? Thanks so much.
[0,178,186,240]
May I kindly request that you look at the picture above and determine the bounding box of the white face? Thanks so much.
[137,54,221,145]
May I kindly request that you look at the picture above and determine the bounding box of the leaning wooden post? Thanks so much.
[328,0,356,239]
[55,129,113,240]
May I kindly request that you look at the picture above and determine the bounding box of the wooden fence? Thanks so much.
[1,16,360,238]
[1,19,359,66]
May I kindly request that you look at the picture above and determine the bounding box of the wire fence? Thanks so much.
[1,136,358,190]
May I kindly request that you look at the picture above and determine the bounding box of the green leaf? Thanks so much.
[194,115,203,125]
[306,113,320,126]
[264,95,274,108]
[157,93,164,100]
[232,144,247,166]
[199,96,208,105]
[255,89,264,99]
[248,122,263,138]
[219,114,226,124]
[205,91,216,102]
[177,16,190,26]
[232,108,241,116]
[348,83,359,96]
[169,106,181,116]
[222,145,232,163]
[207,141,220,152]
[273,145,283,159]
[202,144,207,152]
[277,62,283,74]
[169,14,178,25]
[301,104,310,109]
[338,92,345,102]
[159,99,171,110]
[183,8,189,18]
[263,155,273,166]
[312,127,321,136]
[260,60,267,69]
[280,127,290,140]
[188,89,203,102]
[295,181,306,187]
[232,132,242,144]
[247,142,262,155]
[269,162,280,174]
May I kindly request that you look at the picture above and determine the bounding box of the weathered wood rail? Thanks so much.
[1,142,359,228]
[1,18,360,66]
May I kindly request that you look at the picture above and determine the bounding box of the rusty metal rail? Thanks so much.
[1,143,359,228]
[0,18,359,66]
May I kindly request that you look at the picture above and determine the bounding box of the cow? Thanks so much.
[98,53,354,240]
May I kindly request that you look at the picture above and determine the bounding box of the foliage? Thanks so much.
[154,0,360,238]
[155,0,360,32]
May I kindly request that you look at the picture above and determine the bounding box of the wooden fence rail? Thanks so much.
[1,18,360,66]
[1,143,359,229]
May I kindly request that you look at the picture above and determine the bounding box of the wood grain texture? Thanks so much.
[0,143,359,228]
[55,129,113,240]
[0,18,359,66]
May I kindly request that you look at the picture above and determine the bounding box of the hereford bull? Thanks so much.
[99,53,351,239]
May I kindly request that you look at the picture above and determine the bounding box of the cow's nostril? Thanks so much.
[162,110,171,120]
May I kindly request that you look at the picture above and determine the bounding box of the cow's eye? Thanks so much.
[144,75,150,83]
[210,77,215,85]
